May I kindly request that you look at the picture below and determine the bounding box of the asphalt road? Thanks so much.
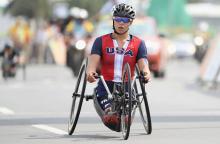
[0,58,220,144]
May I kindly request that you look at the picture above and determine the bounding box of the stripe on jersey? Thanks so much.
[113,38,130,82]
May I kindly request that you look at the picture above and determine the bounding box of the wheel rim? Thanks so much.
[135,65,152,134]
[138,96,151,133]
[68,62,87,135]
[121,63,132,140]
[68,95,80,131]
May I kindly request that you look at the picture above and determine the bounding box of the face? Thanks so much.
[113,17,132,34]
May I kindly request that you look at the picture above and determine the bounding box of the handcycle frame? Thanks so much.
[68,59,152,140]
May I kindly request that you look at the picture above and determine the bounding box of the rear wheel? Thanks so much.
[68,59,87,135]
[121,63,132,140]
[135,66,152,134]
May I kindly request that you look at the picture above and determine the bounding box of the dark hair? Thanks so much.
[4,44,12,49]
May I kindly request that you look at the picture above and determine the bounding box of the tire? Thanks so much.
[159,71,165,78]
[135,65,152,134]
[153,71,160,78]
[121,63,132,140]
[68,59,87,135]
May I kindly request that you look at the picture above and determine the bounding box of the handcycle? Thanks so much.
[68,59,152,140]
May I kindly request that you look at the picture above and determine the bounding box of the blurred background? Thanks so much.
[1,1,220,143]
[0,0,219,85]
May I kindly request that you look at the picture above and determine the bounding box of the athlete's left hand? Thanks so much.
[141,70,151,83]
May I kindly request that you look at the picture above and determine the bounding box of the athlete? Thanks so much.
[0,43,19,78]
[86,3,151,131]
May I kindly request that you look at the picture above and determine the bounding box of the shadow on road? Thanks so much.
[1,116,220,126]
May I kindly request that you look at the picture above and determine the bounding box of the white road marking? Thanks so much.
[152,111,220,116]
[32,124,68,135]
[0,107,14,115]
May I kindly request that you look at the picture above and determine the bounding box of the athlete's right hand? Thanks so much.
[87,71,98,83]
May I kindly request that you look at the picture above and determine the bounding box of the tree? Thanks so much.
[188,0,201,3]
[147,0,192,31]
[5,0,106,20]
[5,0,51,19]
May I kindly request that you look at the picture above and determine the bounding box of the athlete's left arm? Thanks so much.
[137,58,151,81]
[136,40,151,81]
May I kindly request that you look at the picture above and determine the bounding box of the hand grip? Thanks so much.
[140,71,149,83]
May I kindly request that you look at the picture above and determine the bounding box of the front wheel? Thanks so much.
[68,59,87,135]
[121,63,132,140]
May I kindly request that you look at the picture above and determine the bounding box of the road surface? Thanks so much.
[0,58,220,144]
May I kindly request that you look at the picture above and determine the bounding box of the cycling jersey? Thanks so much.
[91,33,147,82]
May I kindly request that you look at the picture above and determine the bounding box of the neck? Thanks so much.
[112,32,129,41]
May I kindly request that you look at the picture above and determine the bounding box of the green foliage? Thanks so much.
[7,0,51,19]
[6,0,106,19]
[187,0,201,3]
[147,0,192,31]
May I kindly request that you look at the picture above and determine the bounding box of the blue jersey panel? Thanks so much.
[136,40,148,61]
[91,37,102,56]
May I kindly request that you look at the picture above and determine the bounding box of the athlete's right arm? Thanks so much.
[87,54,100,83]
[86,37,102,83]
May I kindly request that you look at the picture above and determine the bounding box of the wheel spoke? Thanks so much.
[121,63,132,140]
[135,65,152,134]
[68,59,87,135]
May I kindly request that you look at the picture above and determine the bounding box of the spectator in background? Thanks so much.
[8,17,32,63]
[64,7,94,39]
[0,42,19,77]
